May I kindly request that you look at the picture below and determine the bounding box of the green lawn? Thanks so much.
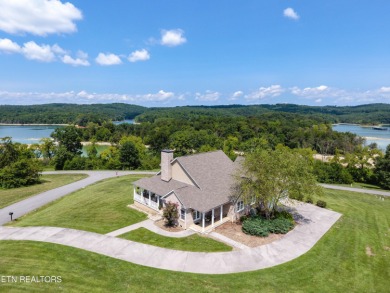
[1,189,389,292]
[8,175,147,234]
[0,174,87,208]
[119,227,232,252]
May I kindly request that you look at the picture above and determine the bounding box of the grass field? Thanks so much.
[9,175,147,234]
[0,188,389,292]
[119,227,232,252]
[0,174,87,208]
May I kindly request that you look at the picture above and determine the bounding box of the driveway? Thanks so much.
[0,202,341,274]
[0,171,155,225]
[320,184,390,197]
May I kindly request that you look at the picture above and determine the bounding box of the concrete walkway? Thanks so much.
[0,203,341,274]
[0,171,155,225]
[320,183,390,197]
[106,219,195,238]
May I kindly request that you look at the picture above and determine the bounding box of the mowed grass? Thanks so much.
[119,227,232,252]
[0,189,389,292]
[9,175,147,234]
[0,174,87,208]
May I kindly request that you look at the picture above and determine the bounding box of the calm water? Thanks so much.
[0,125,61,144]
[332,124,390,151]
[0,120,134,144]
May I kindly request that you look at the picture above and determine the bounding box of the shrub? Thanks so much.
[316,200,327,208]
[162,201,179,227]
[239,215,248,223]
[305,197,313,204]
[242,214,294,237]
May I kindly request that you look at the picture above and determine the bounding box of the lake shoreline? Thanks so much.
[0,123,69,126]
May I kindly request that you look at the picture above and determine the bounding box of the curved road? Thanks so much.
[0,171,155,225]
[319,183,390,197]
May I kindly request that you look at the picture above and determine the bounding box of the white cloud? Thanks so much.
[62,51,90,67]
[246,85,284,101]
[21,41,57,62]
[315,98,322,103]
[283,8,300,20]
[0,90,177,104]
[95,53,122,66]
[291,85,329,97]
[0,38,21,53]
[128,49,150,62]
[230,91,243,100]
[161,29,187,47]
[141,90,175,102]
[379,87,390,93]
[195,90,221,102]
[0,0,82,36]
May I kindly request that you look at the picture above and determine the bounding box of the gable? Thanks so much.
[171,161,196,186]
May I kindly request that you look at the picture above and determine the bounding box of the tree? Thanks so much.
[374,145,390,189]
[119,141,140,170]
[162,201,179,227]
[232,146,323,219]
[51,126,82,155]
[39,138,56,160]
[0,159,41,188]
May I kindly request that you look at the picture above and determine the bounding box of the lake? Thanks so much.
[0,125,61,144]
[0,120,134,145]
[332,124,390,151]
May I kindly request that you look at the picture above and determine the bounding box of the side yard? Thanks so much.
[0,174,87,209]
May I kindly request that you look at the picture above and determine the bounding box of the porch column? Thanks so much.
[202,212,205,233]
[148,190,151,206]
[211,208,214,227]
[220,205,223,221]
[157,196,160,209]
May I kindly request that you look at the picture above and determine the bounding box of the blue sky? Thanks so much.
[0,0,390,106]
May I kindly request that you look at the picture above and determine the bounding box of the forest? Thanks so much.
[1,103,390,124]
[2,103,390,190]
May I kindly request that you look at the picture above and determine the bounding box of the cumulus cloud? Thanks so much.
[0,90,177,104]
[0,38,21,53]
[283,8,300,20]
[95,53,122,66]
[379,87,390,93]
[21,41,58,62]
[195,90,221,102]
[291,85,329,97]
[0,0,82,36]
[161,29,187,47]
[229,91,244,101]
[128,49,150,62]
[245,85,284,101]
[62,51,90,66]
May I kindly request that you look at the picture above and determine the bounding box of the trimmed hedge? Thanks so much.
[242,213,294,237]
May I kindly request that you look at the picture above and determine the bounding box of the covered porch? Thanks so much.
[133,186,163,212]
[189,204,231,234]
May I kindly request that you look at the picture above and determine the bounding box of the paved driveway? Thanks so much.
[0,202,341,274]
[0,171,155,225]
[320,184,390,197]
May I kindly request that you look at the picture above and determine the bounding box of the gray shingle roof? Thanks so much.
[133,150,237,212]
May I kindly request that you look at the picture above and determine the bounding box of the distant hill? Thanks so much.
[1,103,390,125]
[137,103,390,124]
[0,103,146,124]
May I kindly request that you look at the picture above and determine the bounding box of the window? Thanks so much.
[236,201,244,212]
[192,210,200,220]
[180,208,186,220]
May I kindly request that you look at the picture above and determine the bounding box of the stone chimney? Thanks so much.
[161,150,174,182]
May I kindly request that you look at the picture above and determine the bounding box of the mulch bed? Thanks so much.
[154,219,185,232]
[215,221,285,247]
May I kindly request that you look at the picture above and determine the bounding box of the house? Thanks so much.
[132,150,245,233]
